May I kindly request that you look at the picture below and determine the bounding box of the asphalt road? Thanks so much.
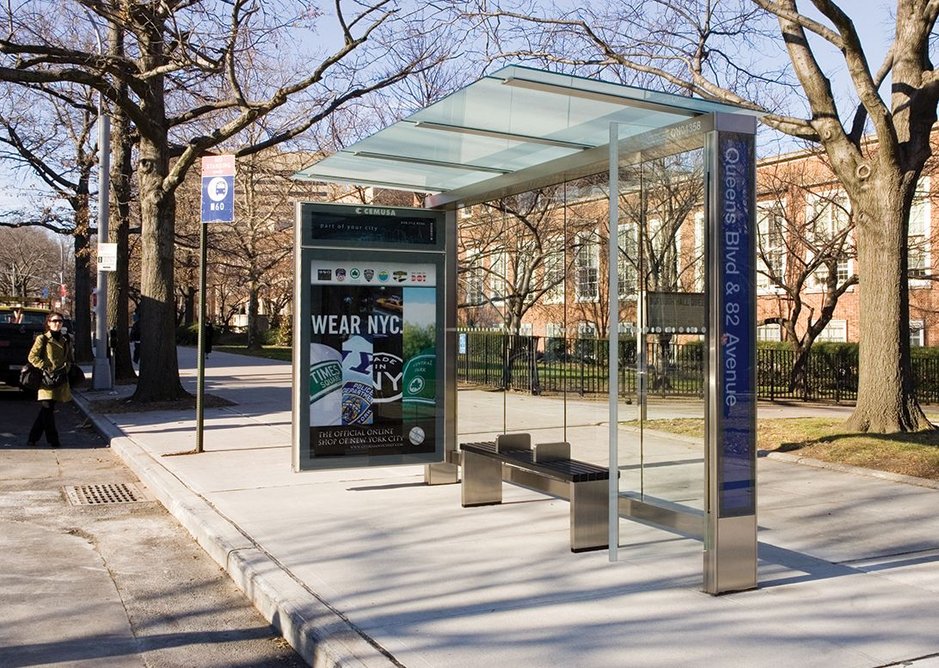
[0,383,305,667]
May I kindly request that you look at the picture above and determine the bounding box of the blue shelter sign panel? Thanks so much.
[717,132,756,517]
[294,203,446,471]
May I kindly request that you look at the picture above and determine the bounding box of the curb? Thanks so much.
[72,391,399,668]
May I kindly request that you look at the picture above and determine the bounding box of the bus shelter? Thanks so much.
[296,65,759,594]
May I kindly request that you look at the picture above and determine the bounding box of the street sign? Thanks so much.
[201,155,235,223]
[97,242,118,272]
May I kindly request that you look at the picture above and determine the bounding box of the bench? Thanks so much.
[460,433,611,552]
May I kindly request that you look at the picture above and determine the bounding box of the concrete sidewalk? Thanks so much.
[76,348,939,667]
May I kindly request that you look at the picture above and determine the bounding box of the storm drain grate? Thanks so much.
[64,483,153,506]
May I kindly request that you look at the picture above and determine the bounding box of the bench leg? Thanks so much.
[461,451,502,507]
[570,479,609,552]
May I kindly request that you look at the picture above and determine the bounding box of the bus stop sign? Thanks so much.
[201,155,235,223]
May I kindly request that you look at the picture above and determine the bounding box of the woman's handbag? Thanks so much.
[41,366,68,389]
[19,363,43,391]
[68,364,86,387]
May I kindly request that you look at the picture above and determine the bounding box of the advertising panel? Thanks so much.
[307,261,438,458]
[294,203,447,471]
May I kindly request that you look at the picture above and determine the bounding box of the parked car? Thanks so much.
[0,304,53,387]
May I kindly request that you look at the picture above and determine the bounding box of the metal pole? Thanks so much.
[608,122,620,561]
[91,79,112,390]
[196,218,207,453]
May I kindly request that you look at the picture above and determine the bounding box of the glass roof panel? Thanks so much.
[296,65,755,195]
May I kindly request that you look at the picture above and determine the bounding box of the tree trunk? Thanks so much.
[247,276,262,351]
[131,133,186,401]
[107,88,137,382]
[845,185,932,432]
[788,343,810,397]
[72,221,93,363]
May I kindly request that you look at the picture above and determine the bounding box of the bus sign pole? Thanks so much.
[196,155,235,453]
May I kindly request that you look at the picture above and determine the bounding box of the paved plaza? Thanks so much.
[72,347,939,667]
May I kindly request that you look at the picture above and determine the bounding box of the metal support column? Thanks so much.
[425,208,460,484]
[704,113,758,594]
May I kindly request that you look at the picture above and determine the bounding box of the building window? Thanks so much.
[617,321,637,336]
[692,212,705,292]
[805,191,852,289]
[817,319,848,342]
[577,321,597,338]
[757,323,782,341]
[545,323,565,338]
[542,249,565,304]
[617,223,638,298]
[574,231,599,302]
[647,217,679,287]
[911,320,925,347]
[757,202,787,292]
[460,205,474,219]
[518,323,533,336]
[465,251,485,306]
[489,252,506,302]
[909,178,931,285]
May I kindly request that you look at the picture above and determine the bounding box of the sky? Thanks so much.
[0,2,909,217]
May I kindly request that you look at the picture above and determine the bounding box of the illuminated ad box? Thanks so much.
[293,203,446,471]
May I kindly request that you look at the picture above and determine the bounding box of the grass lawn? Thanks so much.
[214,344,292,362]
[624,416,939,481]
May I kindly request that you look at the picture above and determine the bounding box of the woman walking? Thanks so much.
[27,312,73,448]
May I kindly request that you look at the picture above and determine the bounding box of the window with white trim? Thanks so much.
[647,217,679,287]
[911,320,925,347]
[617,223,638,298]
[909,178,931,285]
[577,321,597,338]
[692,211,705,292]
[545,323,565,338]
[489,252,506,302]
[518,323,533,336]
[465,250,485,305]
[574,231,599,302]
[757,201,787,293]
[817,319,847,342]
[805,191,852,288]
[617,321,638,336]
[757,323,782,341]
[542,248,565,304]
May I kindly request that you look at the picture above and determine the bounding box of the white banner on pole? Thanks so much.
[97,242,118,272]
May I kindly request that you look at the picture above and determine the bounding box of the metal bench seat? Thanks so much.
[459,436,611,552]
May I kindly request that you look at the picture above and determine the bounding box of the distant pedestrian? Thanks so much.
[130,313,141,363]
[27,312,73,448]
[205,321,214,357]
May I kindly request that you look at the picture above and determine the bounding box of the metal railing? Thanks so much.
[456,330,939,404]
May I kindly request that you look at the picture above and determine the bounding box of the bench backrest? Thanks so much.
[532,441,571,463]
[495,432,531,452]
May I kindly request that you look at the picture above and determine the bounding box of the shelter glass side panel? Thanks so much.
[616,137,708,539]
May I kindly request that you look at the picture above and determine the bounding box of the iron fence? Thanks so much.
[456,330,939,404]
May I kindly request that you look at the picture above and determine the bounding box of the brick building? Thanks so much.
[456,141,937,348]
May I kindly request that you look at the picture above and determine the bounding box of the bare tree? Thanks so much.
[459,188,574,331]
[0,226,63,298]
[0,81,97,361]
[207,149,309,350]
[466,0,939,432]
[756,154,858,392]
[1,0,447,402]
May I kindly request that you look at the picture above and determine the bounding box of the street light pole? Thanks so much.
[89,18,112,390]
